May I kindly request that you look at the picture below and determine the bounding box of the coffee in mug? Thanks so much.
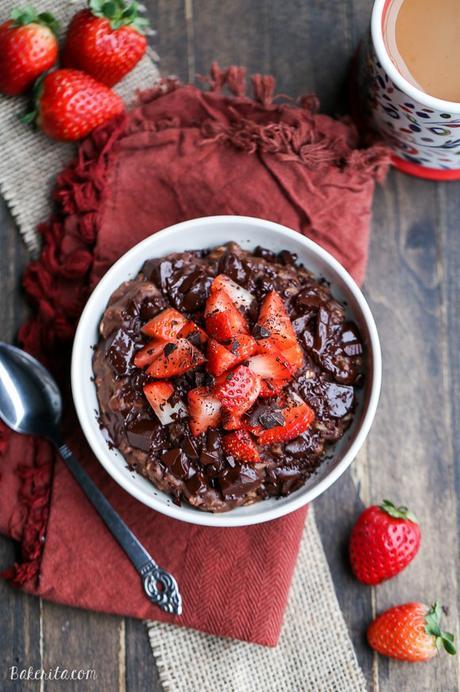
[384,0,460,102]
[357,0,460,180]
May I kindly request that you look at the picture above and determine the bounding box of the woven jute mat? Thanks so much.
[0,1,367,689]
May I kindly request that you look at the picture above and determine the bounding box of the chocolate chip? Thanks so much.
[278,250,297,266]
[162,448,190,479]
[164,342,177,357]
[203,372,215,388]
[219,466,261,500]
[126,419,159,452]
[206,429,221,453]
[200,452,217,466]
[185,472,206,495]
[181,435,199,459]
[162,448,181,467]
[253,324,270,339]
[106,329,137,376]
[230,338,240,354]
[259,410,285,429]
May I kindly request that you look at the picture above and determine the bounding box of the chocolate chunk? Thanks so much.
[253,246,277,262]
[203,372,215,388]
[126,419,160,452]
[162,448,190,479]
[206,429,221,453]
[218,252,249,284]
[164,342,177,357]
[200,452,217,466]
[324,382,354,418]
[278,250,297,266]
[246,403,282,428]
[253,324,270,339]
[139,296,166,322]
[230,338,240,354]
[341,323,363,357]
[180,272,213,312]
[106,329,136,376]
[181,435,199,459]
[275,465,304,495]
[185,472,207,495]
[219,466,261,501]
[162,448,181,466]
[259,410,285,429]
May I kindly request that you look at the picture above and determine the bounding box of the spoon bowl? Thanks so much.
[0,343,61,440]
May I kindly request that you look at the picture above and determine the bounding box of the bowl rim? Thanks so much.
[71,215,382,527]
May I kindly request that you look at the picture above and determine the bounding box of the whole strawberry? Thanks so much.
[0,7,59,96]
[349,499,420,584]
[24,69,124,141]
[368,601,456,662]
[62,0,149,87]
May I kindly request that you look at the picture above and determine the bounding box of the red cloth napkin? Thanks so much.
[0,65,388,646]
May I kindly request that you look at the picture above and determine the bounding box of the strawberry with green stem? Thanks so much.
[349,499,421,585]
[63,0,150,87]
[0,6,59,96]
[22,69,125,141]
[368,601,456,662]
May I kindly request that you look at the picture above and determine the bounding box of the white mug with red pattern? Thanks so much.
[358,0,460,180]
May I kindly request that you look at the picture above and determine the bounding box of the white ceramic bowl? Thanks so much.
[72,216,381,527]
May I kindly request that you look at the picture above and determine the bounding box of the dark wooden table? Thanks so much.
[1,1,459,690]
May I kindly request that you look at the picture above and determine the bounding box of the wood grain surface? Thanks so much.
[0,1,459,690]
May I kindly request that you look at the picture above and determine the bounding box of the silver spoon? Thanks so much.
[0,342,182,616]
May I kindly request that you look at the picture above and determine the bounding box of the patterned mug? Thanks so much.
[357,0,460,180]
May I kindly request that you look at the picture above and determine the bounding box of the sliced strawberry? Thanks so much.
[134,339,165,369]
[257,291,297,346]
[207,339,238,376]
[259,378,289,398]
[146,339,205,378]
[187,386,221,437]
[211,274,254,309]
[178,320,208,345]
[283,341,304,371]
[246,352,292,381]
[214,365,261,415]
[143,381,187,425]
[204,289,249,342]
[142,308,189,340]
[222,430,260,463]
[227,334,258,362]
[254,396,315,445]
[221,409,244,430]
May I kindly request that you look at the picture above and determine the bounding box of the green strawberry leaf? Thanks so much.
[11,6,59,34]
[89,0,150,32]
[379,499,419,524]
[19,110,37,125]
[11,6,38,26]
[425,602,457,656]
[37,11,60,35]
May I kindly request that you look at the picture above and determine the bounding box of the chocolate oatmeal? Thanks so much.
[93,242,364,512]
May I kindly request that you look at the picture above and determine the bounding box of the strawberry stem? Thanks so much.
[88,0,150,33]
[425,602,456,656]
[10,6,59,35]
[379,499,418,524]
[19,72,46,128]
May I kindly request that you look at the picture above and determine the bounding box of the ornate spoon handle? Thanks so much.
[54,437,182,616]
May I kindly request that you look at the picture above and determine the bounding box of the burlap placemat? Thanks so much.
[148,510,367,692]
[0,0,159,254]
[0,1,367,689]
